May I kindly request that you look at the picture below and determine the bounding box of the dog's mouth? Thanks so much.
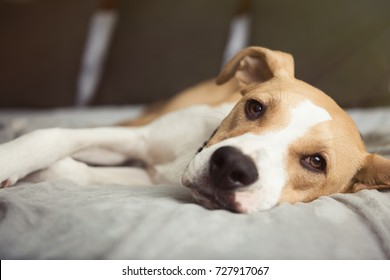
[185,181,241,213]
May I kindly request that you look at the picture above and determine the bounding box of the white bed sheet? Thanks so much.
[0,106,389,259]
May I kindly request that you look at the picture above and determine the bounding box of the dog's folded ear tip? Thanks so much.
[215,77,225,85]
[216,46,295,88]
[215,70,232,85]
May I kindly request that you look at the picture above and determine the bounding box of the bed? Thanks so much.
[0,106,389,259]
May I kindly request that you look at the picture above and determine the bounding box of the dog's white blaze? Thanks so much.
[235,100,331,212]
[184,99,332,213]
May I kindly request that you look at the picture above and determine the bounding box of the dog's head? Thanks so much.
[182,46,390,213]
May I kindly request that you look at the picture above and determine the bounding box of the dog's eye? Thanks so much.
[245,99,265,120]
[301,154,326,173]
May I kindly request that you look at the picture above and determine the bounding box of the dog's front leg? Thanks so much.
[23,157,153,186]
[0,127,150,187]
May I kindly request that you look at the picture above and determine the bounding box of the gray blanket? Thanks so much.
[0,106,389,259]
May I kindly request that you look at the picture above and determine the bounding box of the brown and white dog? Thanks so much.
[1,46,389,213]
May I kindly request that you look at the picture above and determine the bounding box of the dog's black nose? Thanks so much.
[209,146,258,190]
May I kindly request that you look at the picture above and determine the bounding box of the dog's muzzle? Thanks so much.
[209,146,258,190]
[183,145,259,212]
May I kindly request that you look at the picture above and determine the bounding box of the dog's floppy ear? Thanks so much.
[216,46,295,87]
[350,154,390,192]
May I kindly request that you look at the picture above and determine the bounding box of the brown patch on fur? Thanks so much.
[279,120,366,204]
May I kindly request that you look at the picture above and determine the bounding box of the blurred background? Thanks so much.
[0,0,389,109]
